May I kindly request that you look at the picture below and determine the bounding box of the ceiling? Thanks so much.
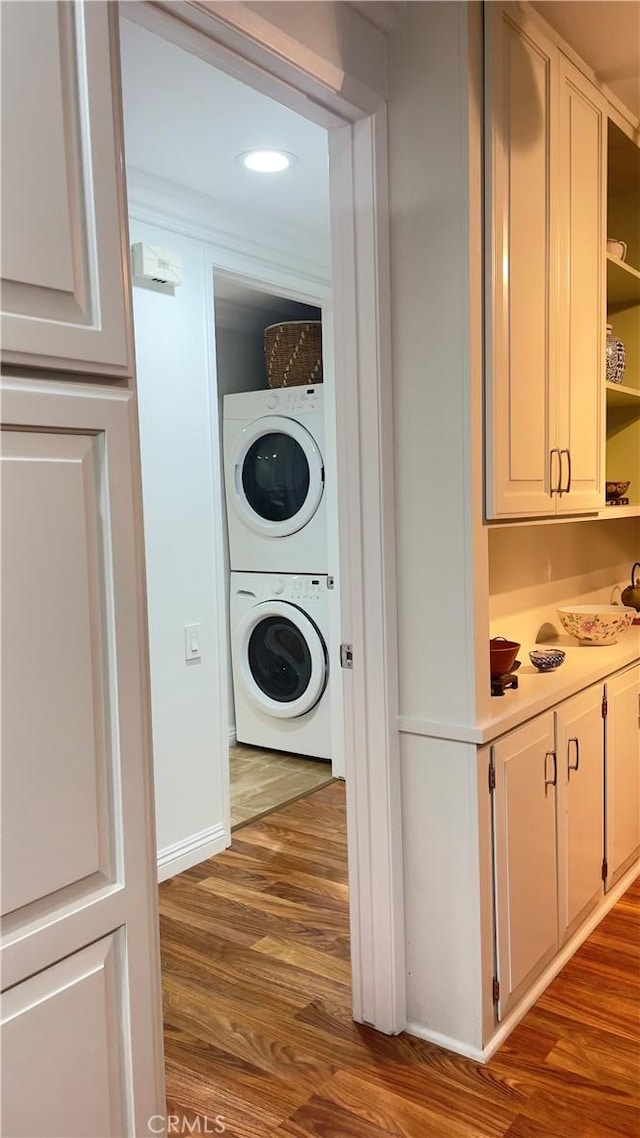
[120,6,638,256]
[532,2,640,119]
[119,18,330,245]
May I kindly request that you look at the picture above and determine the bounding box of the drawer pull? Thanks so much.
[544,750,557,790]
[560,448,572,495]
[549,449,561,496]
[568,736,580,775]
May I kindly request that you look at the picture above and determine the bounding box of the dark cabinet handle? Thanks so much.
[568,736,580,775]
[549,449,562,496]
[544,750,557,790]
[560,448,571,495]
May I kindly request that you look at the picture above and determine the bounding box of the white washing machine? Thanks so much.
[230,571,332,760]
[223,386,328,573]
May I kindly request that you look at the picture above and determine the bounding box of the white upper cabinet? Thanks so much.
[555,58,606,514]
[0,2,133,377]
[485,3,605,519]
[485,4,557,518]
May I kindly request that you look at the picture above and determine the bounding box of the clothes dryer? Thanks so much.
[223,386,327,573]
[230,571,332,760]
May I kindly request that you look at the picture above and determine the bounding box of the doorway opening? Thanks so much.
[120,16,344,856]
[119,0,404,1041]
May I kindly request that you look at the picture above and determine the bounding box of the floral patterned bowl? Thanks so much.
[557,605,635,646]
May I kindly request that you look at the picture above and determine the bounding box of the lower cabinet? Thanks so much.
[491,666,639,1022]
[605,665,640,888]
[492,712,558,1019]
[556,686,604,943]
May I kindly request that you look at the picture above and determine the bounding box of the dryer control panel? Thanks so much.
[265,386,322,415]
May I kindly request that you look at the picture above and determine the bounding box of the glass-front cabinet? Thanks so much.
[605,119,640,513]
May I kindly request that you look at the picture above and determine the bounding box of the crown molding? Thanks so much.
[126,166,332,286]
[346,1,404,35]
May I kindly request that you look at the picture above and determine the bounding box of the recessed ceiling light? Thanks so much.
[239,150,296,173]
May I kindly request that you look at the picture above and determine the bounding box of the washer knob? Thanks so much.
[271,578,285,595]
[266,393,279,410]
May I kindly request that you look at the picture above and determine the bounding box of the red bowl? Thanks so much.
[490,638,520,679]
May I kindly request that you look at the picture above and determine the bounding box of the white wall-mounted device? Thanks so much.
[131,242,182,287]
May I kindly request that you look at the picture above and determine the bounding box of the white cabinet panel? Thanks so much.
[556,688,604,942]
[556,59,606,513]
[485,4,556,517]
[0,2,132,376]
[493,712,558,1019]
[606,666,640,887]
[1,935,127,1137]
[1,377,164,1132]
[1,431,116,917]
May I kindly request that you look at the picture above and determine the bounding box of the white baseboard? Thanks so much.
[228,727,237,746]
[407,860,640,1064]
[157,822,228,883]
[404,1022,485,1063]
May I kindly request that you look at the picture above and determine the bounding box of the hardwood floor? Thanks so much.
[229,743,333,829]
[159,782,640,1138]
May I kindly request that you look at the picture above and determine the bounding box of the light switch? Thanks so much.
[185,623,201,662]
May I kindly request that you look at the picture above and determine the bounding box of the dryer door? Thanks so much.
[237,600,328,719]
[231,415,324,538]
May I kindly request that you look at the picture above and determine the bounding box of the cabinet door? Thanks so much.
[1,937,127,1137]
[556,688,604,943]
[606,666,640,887]
[556,58,606,514]
[1,378,164,1133]
[0,2,133,377]
[493,713,558,1019]
[485,4,558,518]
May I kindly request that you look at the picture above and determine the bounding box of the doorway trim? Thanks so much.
[124,0,405,1036]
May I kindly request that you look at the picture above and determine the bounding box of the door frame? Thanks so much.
[122,0,405,1035]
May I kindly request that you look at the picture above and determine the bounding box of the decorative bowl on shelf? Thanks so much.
[557,605,635,646]
[489,637,520,678]
[529,648,566,672]
[606,479,631,501]
[606,238,627,261]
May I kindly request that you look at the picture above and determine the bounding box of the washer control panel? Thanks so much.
[274,575,325,601]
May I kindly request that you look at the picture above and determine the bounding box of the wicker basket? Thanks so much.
[264,321,323,388]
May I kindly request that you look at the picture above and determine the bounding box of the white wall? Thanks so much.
[490,517,640,644]
[388,1,488,1054]
[131,216,228,876]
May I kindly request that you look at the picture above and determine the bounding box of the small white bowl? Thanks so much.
[557,605,635,646]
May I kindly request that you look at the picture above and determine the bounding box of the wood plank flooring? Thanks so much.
[229,744,333,829]
[159,782,640,1138]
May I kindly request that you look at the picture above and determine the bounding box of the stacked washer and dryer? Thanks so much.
[223,384,332,761]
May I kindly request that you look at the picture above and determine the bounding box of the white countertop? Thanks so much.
[397,625,640,746]
[477,627,640,743]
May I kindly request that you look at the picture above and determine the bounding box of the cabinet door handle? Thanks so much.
[549,449,561,496]
[544,750,557,790]
[560,448,572,495]
[568,736,580,775]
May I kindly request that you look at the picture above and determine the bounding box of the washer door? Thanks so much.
[232,415,324,538]
[237,600,328,719]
